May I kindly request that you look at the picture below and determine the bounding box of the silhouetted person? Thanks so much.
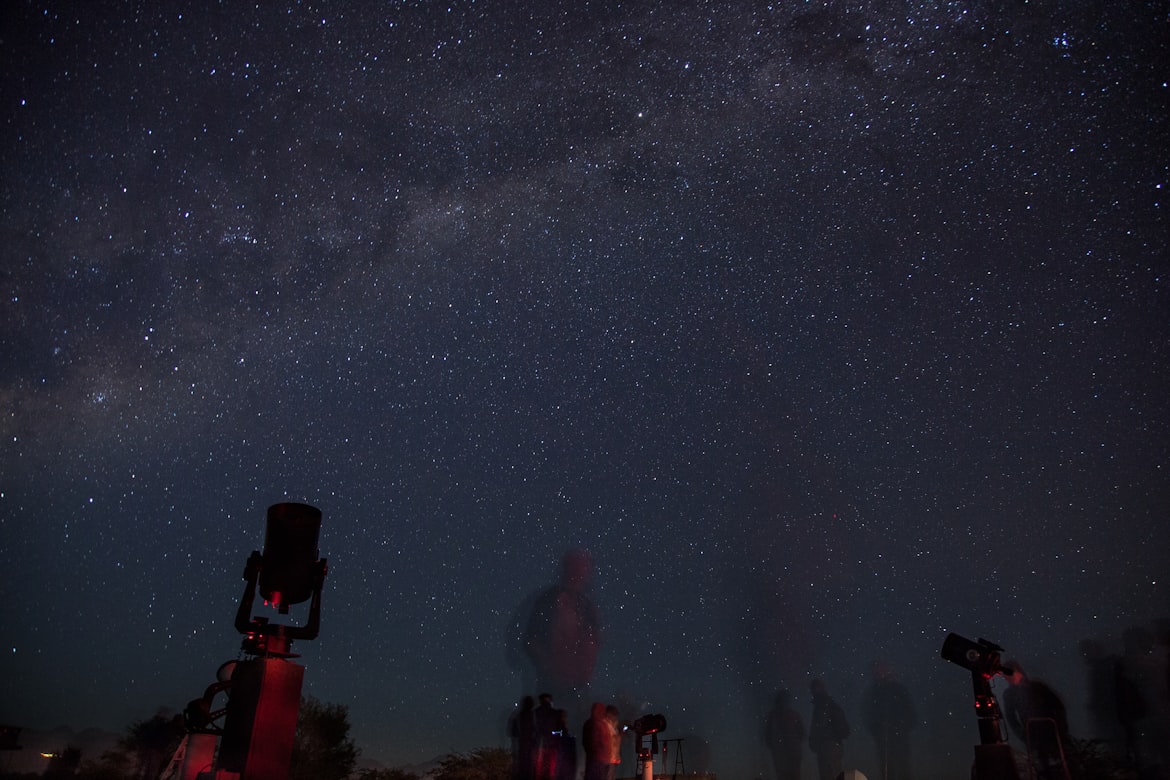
[861,662,915,780]
[554,708,577,780]
[809,679,849,780]
[1117,624,1165,775]
[43,746,81,779]
[511,696,537,780]
[1002,662,1071,780]
[524,549,601,719]
[1152,619,1170,778]
[534,693,565,780]
[1078,638,1122,744]
[764,689,805,780]
[604,705,623,779]
[582,701,613,780]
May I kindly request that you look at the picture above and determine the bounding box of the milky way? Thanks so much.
[1,2,1167,777]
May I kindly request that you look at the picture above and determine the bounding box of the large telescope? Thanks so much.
[167,503,328,780]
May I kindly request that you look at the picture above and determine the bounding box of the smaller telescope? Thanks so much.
[630,714,667,780]
[941,633,1011,679]
[940,632,1020,780]
[632,714,667,736]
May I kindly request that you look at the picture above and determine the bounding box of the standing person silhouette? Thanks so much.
[533,693,563,780]
[604,705,622,780]
[510,696,537,780]
[764,689,805,780]
[554,708,577,780]
[862,662,916,780]
[1002,662,1071,780]
[583,702,609,780]
[524,549,602,722]
[808,679,850,780]
[1077,639,1122,744]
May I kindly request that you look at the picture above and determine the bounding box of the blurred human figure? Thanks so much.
[1117,622,1170,777]
[1116,632,1146,766]
[555,708,577,780]
[584,702,617,780]
[604,705,623,779]
[764,689,805,780]
[1158,619,1170,694]
[1002,662,1071,780]
[1078,638,1122,745]
[862,662,915,780]
[524,549,602,720]
[535,696,570,780]
[808,679,849,780]
[510,695,537,780]
[1152,619,1170,778]
[535,696,559,780]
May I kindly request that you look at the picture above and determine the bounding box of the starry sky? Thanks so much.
[1,1,1167,777]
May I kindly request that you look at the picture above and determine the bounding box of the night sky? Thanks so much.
[1,1,1167,777]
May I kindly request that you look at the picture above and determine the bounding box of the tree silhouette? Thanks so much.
[357,769,422,780]
[289,696,359,780]
[432,748,512,780]
[65,711,183,780]
[118,711,184,779]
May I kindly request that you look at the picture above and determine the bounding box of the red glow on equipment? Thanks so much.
[174,502,329,780]
[259,503,322,614]
[219,658,305,778]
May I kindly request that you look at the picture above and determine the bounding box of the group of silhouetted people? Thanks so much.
[1078,620,1170,779]
[510,693,621,780]
[963,620,1170,780]
[759,619,1170,780]
[765,680,854,780]
[509,546,1168,780]
[766,673,913,780]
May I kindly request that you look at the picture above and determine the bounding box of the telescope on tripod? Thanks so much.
[940,632,1021,780]
[164,503,328,780]
[631,714,667,780]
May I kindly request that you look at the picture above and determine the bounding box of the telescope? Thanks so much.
[258,502,324,612]
[631,714,667,780]
[633,714,667,736]
[169,502,329,780]
[940,632,1020,780]
[234,502,328,656]
[941,633,1010,679]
